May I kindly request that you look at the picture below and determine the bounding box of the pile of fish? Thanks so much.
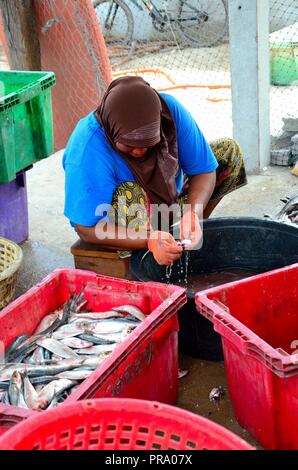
[266,194,298,225]
[0,292,145,411]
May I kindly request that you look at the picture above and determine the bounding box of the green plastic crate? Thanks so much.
[0,71,56,183]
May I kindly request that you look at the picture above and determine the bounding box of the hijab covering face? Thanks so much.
[95,76,179,206]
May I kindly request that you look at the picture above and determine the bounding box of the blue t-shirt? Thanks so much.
[63,93,218,227]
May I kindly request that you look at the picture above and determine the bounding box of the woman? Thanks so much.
[63,76,246,265]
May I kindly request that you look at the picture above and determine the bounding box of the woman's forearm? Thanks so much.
[74,222,149,250]
[186,172,216,216]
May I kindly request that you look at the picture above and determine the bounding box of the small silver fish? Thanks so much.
[47,395,60,409]
[179,239,192,250]
[23,372,39,409]
[36,379,75,410]
[209,386,225,403]
[178,368,189,379]
[17,389,29,409]
[78,330,116,346]
[0,391,10,404]
[36,338,80,359]
[80,320,133,341]
[71,321,123,335]
[30,376,56,386]
[8,303,71,361]
[52,324,86,340]
[69,311,124,321]
[86,319,137,335]
[81,357,106,368]
[112,305,146,321]
[69,384,80,395]
[69,291,86,313]
[7,334,46,363]
[33,310,62,335]
[55,370,92,381]
[8,371,24,407]
[0,359,86,381]
[60,337,93,349]
[273,194,298,224]
[5,334,29,359]
[103,327,134,343]
[47,388,72,409]
[51,354,63,362]
[74,344,117,356]
[28,346,46,364]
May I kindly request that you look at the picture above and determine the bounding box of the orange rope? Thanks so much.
[156,84,231,91]
[206,98,231,103]
[112,68,231,103]
[112,68,176,85]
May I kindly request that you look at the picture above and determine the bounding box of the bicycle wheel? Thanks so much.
[93,0,134,66]
[177,0,228,47]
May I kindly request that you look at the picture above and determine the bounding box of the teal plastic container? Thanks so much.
[0,71,56,183]
[270,42,298,85]
[270,23,298,85]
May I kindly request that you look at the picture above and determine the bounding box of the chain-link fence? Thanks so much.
[0,0,111,149]
[269,0,298,166]
[34,0,111,149]
[93,0,231,142]
[93,0,298,163]
[0,0,297,165]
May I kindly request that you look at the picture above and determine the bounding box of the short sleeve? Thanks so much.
[161,94,218,175]
[64,161,116,227]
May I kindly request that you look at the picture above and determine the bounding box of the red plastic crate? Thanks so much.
[0,398,254,450]
[0,405,38,437]
[0,269,186,432]
[195,263,298,450]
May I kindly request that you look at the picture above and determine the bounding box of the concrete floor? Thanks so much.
[12,153,298,449]
[178,354,257,446]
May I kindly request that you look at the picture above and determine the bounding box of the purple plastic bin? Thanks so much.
[0,172,29,244]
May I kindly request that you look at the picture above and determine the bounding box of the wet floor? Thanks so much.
[11,158,297,451]
[177,353,261,449]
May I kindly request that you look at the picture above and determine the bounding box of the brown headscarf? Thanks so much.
[95,76,179,206]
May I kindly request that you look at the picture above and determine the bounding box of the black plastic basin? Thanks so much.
[130,217,298,361]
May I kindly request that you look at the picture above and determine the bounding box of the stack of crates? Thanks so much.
[0,71,56,243]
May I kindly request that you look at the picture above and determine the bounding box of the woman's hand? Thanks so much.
[148,231,183,266]
[179,210,202,250]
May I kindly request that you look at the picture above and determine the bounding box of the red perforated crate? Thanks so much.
[0,405,37,437]
[0,398,254,450]
[0,269,186,433]
[195,263,298,450]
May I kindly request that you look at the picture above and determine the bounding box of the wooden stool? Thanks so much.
[71,240,133,280]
